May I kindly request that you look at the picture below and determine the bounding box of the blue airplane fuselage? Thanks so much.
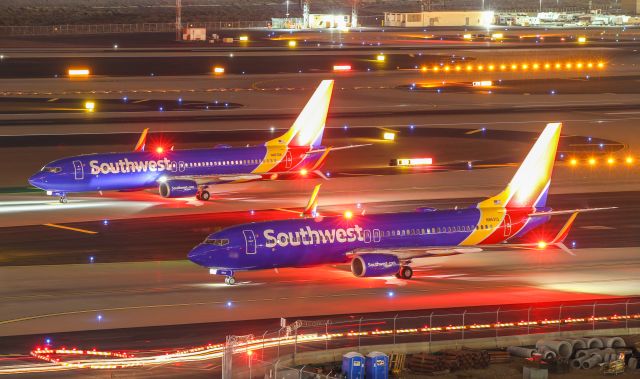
[29,145,322,195]
[188,208,549,271]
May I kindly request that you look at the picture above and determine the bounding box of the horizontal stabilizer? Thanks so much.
[529,207,617,217]
[307,144,371,154]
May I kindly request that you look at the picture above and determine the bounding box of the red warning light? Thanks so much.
[156,146,164,154]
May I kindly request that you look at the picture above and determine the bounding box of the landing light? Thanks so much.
[376,54,385,62]
[239,35,249,42]
[463,34,472,40]
[383,132,396,141]
[491,33,504,39]
[84,101,95,111]
[213,67,225,74]
[578,36,587,44]
[288,40,297,47]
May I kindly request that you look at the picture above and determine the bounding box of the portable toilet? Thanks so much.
[342,352,365,379]
[365,351,389,379]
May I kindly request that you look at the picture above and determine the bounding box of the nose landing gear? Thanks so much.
[224,276,236,285]
[58,193,68,203]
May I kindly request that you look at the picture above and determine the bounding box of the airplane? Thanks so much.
[28,80,361,202]
[188,122,616,285]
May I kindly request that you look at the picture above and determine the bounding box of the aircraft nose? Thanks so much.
[188,244,211,267]
[28,173,46,189]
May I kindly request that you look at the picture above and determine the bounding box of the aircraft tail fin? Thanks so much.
[134,128,149,152]
[478,122,562,210]
[267,80,334,149]
[301,184,321,217]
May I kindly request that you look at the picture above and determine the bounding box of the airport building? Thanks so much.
[384,11,495,28]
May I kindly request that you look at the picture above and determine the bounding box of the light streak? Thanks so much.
[3,311,636,375]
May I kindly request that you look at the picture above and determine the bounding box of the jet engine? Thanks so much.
[159,179,198,198]
[351,254,400,277]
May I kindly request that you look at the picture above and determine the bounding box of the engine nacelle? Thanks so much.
[159,179,198,198]
[351,254,400,277]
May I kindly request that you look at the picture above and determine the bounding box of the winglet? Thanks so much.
[301,184,321,217]
[134,128,149,152]
[550,212,579,244]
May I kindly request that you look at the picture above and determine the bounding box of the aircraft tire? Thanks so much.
[399,266,413,280]
[200,191,210,201]
[225,276,236,285]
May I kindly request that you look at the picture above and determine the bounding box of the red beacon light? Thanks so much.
[300,168,308,176]
[537,241,548,249]
[155,146,164,154]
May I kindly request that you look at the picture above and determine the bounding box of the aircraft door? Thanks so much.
[243,230,256,254]
[284,151,293,169]
[73,160,84,180]
[364,229,371,243]
[503,214,512,237]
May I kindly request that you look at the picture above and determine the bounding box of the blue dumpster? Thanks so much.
[365,351,388,379]
[342,352,365,379]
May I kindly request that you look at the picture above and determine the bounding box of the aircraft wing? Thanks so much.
[349,246,483,263]
[169,174,264,185]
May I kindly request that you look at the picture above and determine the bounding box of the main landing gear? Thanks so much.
[59,194,68,204]
[224,276,236,285]
[195,186,211,201]
[396,266,413,280]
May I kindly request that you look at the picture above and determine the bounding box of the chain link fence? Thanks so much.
[0,21,268,36]
[223,298,640,377]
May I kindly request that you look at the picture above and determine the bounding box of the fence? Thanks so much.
[223,298,640,378]
[0,21,268,36]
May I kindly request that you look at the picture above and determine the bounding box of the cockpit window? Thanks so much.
[41,167,62,173]
[204,238,229,246]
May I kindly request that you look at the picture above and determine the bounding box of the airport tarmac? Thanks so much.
[1,243,637,337]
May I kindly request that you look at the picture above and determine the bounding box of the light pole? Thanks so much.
[286,0,290,18]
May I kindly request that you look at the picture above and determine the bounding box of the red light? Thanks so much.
[156,146,164,154]
[344,210,353,219]
[247,350,253,356]
[300,168,308,176]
